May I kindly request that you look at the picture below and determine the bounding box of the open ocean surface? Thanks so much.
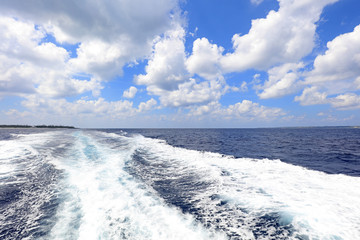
[0,127,359,239]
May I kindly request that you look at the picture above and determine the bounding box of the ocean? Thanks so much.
[0,128,359,239]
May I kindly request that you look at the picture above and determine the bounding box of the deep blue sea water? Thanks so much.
[0,128,359,239]
[121,128,360,176]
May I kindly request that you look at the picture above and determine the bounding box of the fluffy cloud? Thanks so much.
[224,100,285,119]
[0,56,36,97]
[0,0,180,100]
[258,62,304,99]
[0,16,66,66]
[20,95,157,120]
[295,88,360,110]
[295,24,360,110]
[136,0,338,110]
[179,0,338,95]
[4,109,31,118]
[186,38,224,80]
[68,40,130,80]
[21,97,132,118]
[155,78,225,107]
[305,25,360,92]
[0,0,178,122]
[1,0,357,126]
[138,98,158,112]
[135,26,228,108]
[0,17,103,98]
[135,26,188,91]
[294,87,328,106]
[0,0,176,44]
[37,77,102,98]
[330,93,360,110]
[220,0,338,72]
[189,100,285,120]
[123,86,138,99]
[189,101,221,117]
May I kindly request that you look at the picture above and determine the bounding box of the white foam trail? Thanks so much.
[4,130,359,239]
[132,134,360,240]
[0,142,21,178]
[48,131,226,240]
[0,138,42,185]
[0,131,64,239]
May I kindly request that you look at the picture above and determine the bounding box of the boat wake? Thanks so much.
[0,130,359,239]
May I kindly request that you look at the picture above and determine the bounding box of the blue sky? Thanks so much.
[0,0,359,128]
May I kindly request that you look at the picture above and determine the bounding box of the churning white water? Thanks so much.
[1,130,359,240]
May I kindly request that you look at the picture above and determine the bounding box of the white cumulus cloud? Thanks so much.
[123,86,138,99]
[295,24,360,110]
[0,0,180,98]
[135,25,228,108]
[20,95,158,120]
[224,100,285,119]
[220,0,338,72]
[330,93,360,110]
[156,78,225,107]
[189,100,285,120]
[186,38,224,81]
[135,25,188,91]
[138,98,158,112]
[306,25,360,92]
[258,62,304,99]
[295,87,328,106]
[0,16,103,98]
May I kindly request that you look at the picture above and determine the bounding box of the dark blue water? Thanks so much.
[108,127,360,177]
[1,127,359,239]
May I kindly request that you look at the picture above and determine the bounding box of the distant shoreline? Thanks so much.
[1,125,358,130]
[0,125,76,129]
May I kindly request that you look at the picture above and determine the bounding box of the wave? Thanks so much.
[125,132,360,239]
[0,130,359,239]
